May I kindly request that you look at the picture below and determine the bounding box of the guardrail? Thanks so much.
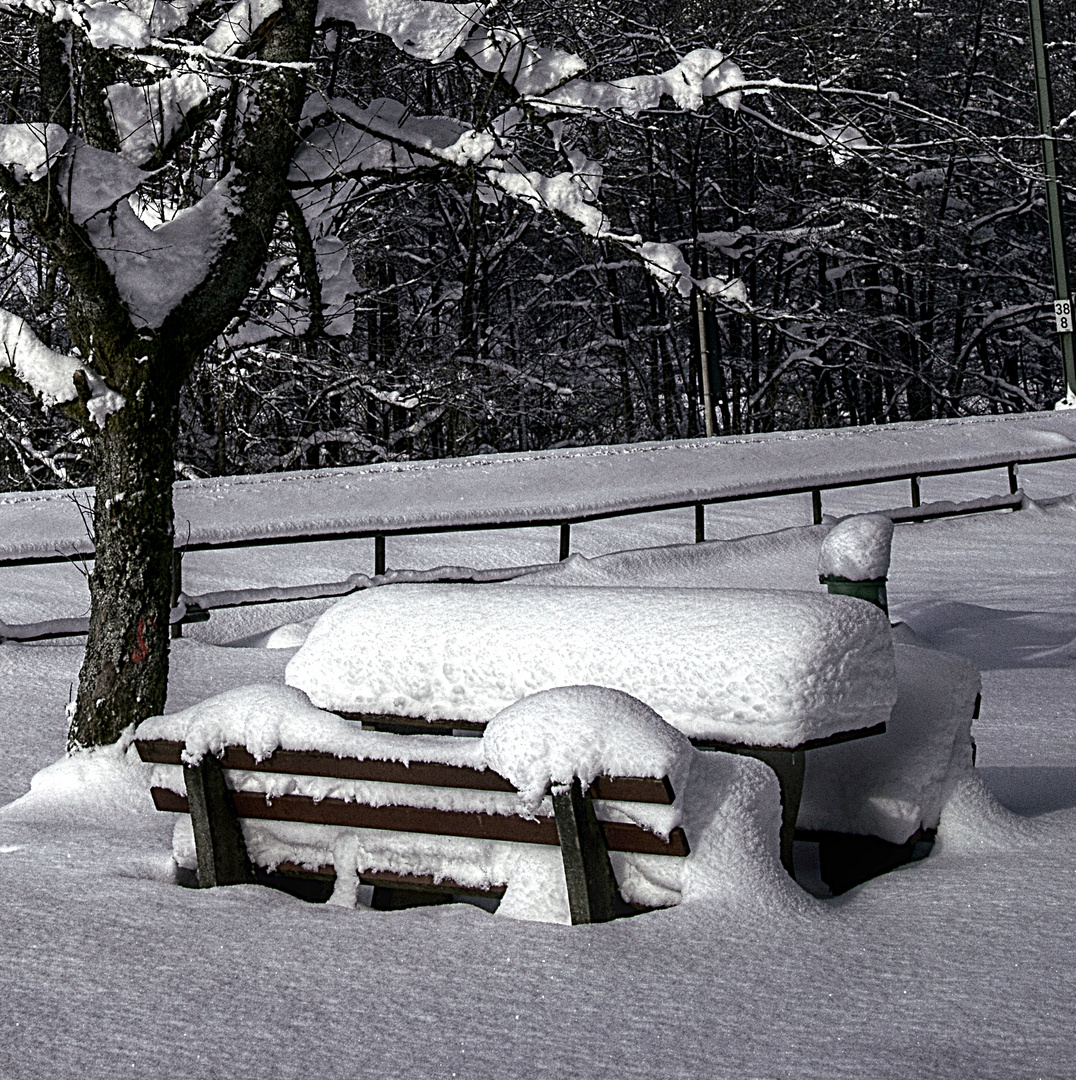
[0,462,1032,645]
[9,409,1076,644]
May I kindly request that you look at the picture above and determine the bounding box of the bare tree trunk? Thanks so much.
[60,0,318,746]
[70,370,179,747]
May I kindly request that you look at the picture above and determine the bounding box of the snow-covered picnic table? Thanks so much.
[284,583,897,747]
[133,514,980,917]
[282,579,899,872]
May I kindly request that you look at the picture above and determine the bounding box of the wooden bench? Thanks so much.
[135,737,690,924]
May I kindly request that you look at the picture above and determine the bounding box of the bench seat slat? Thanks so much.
[336,711,486,734]
[135,739,676,805]
[151,787,690,857]
[258,862,668,911]
[267,861,509,898]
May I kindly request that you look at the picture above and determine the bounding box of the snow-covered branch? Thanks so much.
[318,0,487,62]
[0,124,67,183]
[525,49,743,116]
[0,308,124,426]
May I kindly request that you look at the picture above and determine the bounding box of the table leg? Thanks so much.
[745,748,806,875]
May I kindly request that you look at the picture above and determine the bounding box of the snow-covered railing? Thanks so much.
[1,412,1073,642]
[0,564,539,644]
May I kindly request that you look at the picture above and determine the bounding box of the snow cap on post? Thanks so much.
[818,513,894,612]
[483,685,691,813]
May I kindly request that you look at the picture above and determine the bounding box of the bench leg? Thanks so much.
[184,756,254,888]
[552,778,623,925]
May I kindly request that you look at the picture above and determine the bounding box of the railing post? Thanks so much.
[374,534,386,576]
[811,489,823,526]
[910,475,921,509]
[695,503,705,543]
[1008,462,1019,495]
[559,522,571,561]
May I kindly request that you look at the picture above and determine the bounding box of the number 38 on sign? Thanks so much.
[1057,299,1074,334]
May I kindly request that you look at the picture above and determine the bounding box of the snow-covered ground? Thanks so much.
[2,454,1076,1077]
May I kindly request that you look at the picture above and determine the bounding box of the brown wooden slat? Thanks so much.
[603,821,689,857]
[690,721,887,755]
[150,788,689,856]
[590,774,674,804]
[335,711,487,734]
[271,859,336,879]
[135,740,675,804]
[151,787,185,813]
[137,739,517,792]
[264,861,674,911]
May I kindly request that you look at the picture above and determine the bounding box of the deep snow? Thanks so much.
[0,450,1075,1077]
[284,582,897,743]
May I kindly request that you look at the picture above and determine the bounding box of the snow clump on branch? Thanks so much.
[0,309,125,427]
[317,0,488,63]
[0,123,67,183]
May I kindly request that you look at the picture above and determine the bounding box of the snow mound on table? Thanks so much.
[517,523,832,592]
[798,643,980,844]
[286,583,897,747]
[819,513,893,581]
[483,685,691,811]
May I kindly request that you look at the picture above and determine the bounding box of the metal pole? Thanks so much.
[696,292,716,437]
[1027,0,1076,398]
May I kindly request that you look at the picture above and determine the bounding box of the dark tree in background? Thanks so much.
[164,0,1076,473]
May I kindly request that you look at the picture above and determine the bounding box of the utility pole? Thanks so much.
[1027,0,1075,398]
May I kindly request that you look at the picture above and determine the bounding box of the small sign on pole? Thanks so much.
[1057,298,1074,334]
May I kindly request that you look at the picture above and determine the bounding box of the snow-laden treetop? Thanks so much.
[0,0,746,413]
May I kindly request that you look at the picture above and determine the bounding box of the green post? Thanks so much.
[821,576,888,615]
[1027,0,1076,397]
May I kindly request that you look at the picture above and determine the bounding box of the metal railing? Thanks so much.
[0,454,1039,644]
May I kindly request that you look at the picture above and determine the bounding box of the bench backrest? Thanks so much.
[135,738,689,924]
